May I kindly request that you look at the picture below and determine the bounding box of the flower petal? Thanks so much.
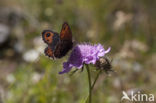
[59,62,72,74]
[104,47,111,54]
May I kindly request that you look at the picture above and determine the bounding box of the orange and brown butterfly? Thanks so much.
[42,22,73,59]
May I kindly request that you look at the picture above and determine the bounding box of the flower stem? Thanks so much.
[86,64,92,103]
[91,70,102,89]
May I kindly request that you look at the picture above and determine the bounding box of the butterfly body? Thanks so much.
[42,22,73,59]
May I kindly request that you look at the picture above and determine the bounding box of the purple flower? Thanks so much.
[59,43,111,74]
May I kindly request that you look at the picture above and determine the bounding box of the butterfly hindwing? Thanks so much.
[44,47,54,59]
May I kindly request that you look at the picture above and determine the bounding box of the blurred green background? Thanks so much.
[0,0,155,103]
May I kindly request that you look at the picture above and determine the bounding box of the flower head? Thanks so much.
[59,43,111,74]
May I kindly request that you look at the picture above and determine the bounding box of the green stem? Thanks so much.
[91,70,102,90]
[86,64,92,103]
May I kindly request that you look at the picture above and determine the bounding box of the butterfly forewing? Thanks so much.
[42,30,55,45]
[60,22,72,41]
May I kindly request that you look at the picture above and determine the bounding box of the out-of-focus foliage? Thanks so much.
[0,0,155,103]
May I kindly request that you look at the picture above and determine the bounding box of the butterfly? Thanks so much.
[42,22,73,59]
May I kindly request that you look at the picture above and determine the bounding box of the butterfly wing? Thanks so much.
[42,30,55,45]
[44,47,54,59]
[60,22,72,41]
[42,30,60,59]
[54,40,73,58]
[54,22,73,58]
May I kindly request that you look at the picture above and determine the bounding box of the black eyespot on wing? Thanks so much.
[42,30,59,45]
[46,33,50,37]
